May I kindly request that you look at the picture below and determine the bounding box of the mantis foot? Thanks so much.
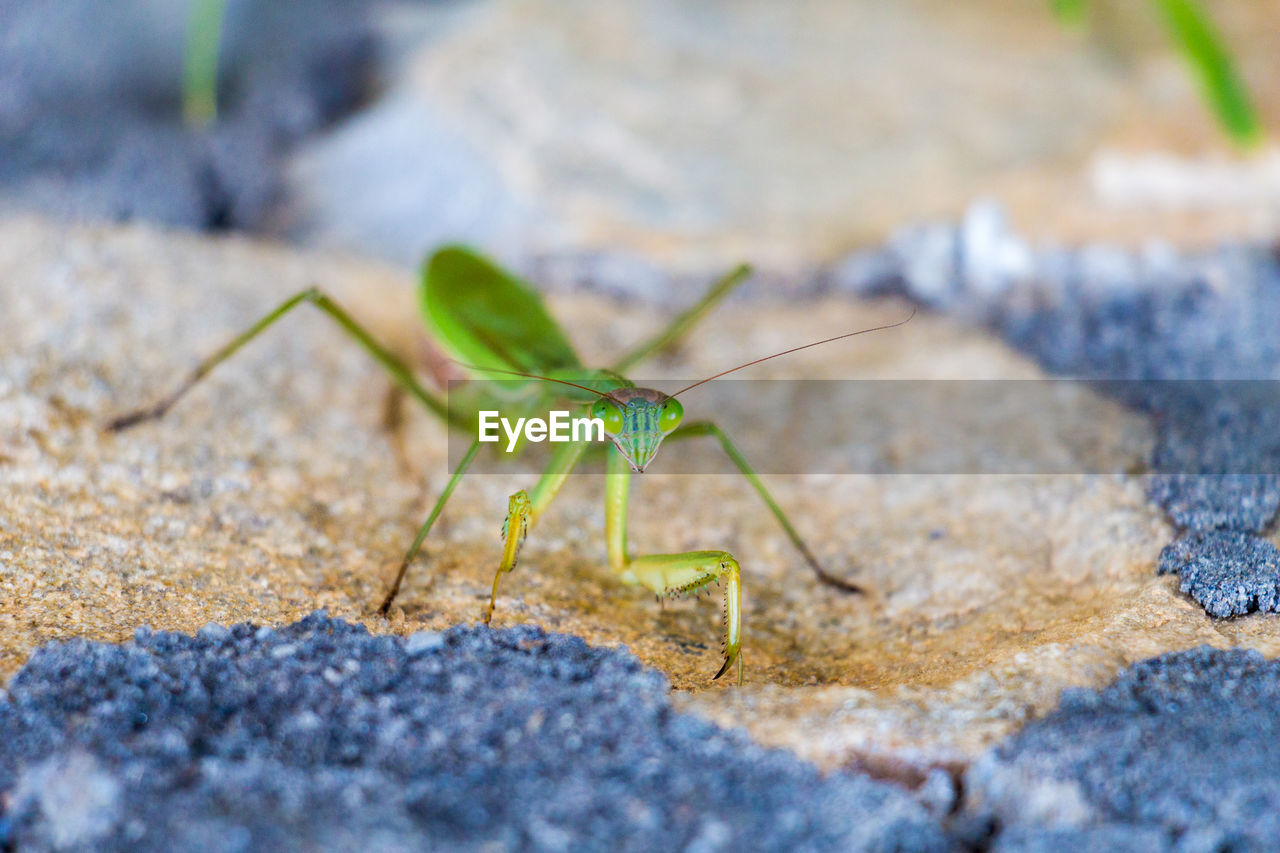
[629,551,742,686]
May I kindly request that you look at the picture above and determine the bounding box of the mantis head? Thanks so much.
[591,388,684,472]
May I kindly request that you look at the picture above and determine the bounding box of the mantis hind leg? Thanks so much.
[379,438,482,614]
[606,446,744,685]
[101,285,472,615]
[108,287,452,431]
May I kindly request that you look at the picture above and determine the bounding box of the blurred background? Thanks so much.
[1,0,1277,277]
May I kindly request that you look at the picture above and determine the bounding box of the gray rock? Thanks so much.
[0,613,947,852]
[990,824,1173,853]
[825,203,1280,619]
[966,647,1280,849]
[197,623,231,642]
[826,247,900,297]
[914,768,957,819]
[284,92,533,267]
[1146,475,1280,535]
[282,0,1126,268]
[889,222,961,309]
[10,753,122,851]
[1076,244,1141,301]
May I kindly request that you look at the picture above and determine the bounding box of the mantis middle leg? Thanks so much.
[667,420,863,594]
[610,264,751,373]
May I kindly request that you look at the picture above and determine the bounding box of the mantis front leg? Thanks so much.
[489,443,743,684]
[606,445,744,685]
[486,439,589,623]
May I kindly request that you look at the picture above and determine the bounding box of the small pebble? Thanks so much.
[404,630,445,655]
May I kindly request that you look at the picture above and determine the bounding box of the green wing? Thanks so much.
[421,246,582,374]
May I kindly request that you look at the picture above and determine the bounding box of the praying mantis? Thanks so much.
[110,247,910,684]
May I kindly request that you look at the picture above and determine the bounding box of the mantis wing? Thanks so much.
[422,246,582,374]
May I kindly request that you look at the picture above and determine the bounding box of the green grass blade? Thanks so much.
[183,0,227,127]
[1155,0,1262,146]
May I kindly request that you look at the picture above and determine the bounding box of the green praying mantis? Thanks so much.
[110,247,911,684]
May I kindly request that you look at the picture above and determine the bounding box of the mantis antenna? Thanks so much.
[456,306,918,398]
[669,306,917,398]
[448,363,613,398]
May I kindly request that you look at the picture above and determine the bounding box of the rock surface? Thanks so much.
[966,646,1280,850]
[5,1,1278,269]
[5,217,1278,791]
[0,613,948,852]
[286,0,1280,267]
[837,203,1280,622]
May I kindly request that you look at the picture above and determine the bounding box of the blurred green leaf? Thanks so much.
[1154,0,1262,146]
[1051,0,1089,26]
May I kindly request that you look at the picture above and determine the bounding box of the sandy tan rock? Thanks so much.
[290,0,1280,267]
[3,218,1277,783]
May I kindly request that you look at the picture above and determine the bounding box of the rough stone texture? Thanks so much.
[966,646,1280,850]
[0,613,948,852]
[989,825,1173,853]
[1143,383,1280,535]
[1158,531,1280,618]
[1145,475,1280,535]
[6,217,1277,788]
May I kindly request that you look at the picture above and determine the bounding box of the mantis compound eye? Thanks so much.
[657,398,683,432]
[591,399,626,435]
